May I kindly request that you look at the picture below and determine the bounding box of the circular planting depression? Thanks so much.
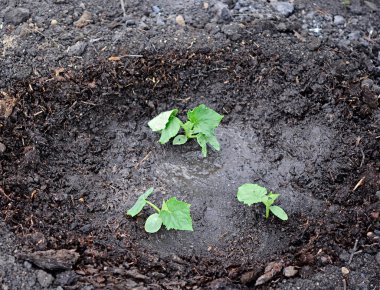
[1,37,379,288]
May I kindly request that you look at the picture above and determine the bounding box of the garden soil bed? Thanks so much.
[1,0,380,289]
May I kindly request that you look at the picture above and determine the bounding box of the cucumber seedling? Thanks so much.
[148,104,223,157]
[127,187,193,233]
[237,183,288,221]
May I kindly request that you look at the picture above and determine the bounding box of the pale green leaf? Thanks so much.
[262,193,280,207]
[205,132,220,151]
[148,109,178,132]
[268,193,280,202]
[262,197,275,208]
[182,121,194,137]
[173,135,188,145]
[159,197,193,231]
[196,132,221,157]
[144,213,163,233]
[159,117,182,144]
[127,187,154,217]
[161,199,168,211]
[270,206,288,221]
[187,104,223,135]
[237,183,267,206]
[196,134,208,157]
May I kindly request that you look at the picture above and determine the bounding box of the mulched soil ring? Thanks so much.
[1,36,379,288]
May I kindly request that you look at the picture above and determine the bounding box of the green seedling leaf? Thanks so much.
[262,193,280,208]
[206,132,221,151]
[127,188,193,233]
[187,105,223,156]
[173,135,188,145]
[267,193,280,201]
[237,183,267,206]
[237,184,289,221]
[159,117,182,144]
[160,197,193,231]
[187,104,223,135]
[148,104,223,157]
[148,109,178,132]
[182,121,194,138]
[127,187,154,217]
[196,131,221,157]
[270,206,288,221]
[145,213,163,233]
[196,133,208,157]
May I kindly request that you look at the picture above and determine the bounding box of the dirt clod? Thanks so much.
[36,270,54,288]
[18,249,79,271]
[240,269,259,284]
[3,7,30,25]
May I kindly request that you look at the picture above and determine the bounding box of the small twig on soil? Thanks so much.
[124,54,143,58]
[362,36,376,44]
[352,177,365,191]
[175,97,191,103]
[33,110,44,117]
[343,278,347,290]
[69,101,77,110]
[80,101,97,106]
[120,0,126,18]
[0,187,12,201]
[359,148,365,167]
[30,190,37,200]
[348,238,359,265]
[209,67,228,72]
[134,151,152,169]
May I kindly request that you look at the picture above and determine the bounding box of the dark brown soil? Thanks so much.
[1,0,379,289]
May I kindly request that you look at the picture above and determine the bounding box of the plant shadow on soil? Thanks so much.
[1,37,379,287]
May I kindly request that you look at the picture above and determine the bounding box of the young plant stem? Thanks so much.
[265,206,270,219]
[145,200,161,213]
[181,124,196,139]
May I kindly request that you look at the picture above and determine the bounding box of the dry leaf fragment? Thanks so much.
[255,261,284,286]
[283,266,298,277]
[0,91,17,118]
[54,67,65,77]
[294,30,305,42]
[108,55,121,62]
[74,11,92,28]
[176,15,186,26]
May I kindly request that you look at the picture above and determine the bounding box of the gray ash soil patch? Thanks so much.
[135,124,327,259]
[1,37,379,288]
